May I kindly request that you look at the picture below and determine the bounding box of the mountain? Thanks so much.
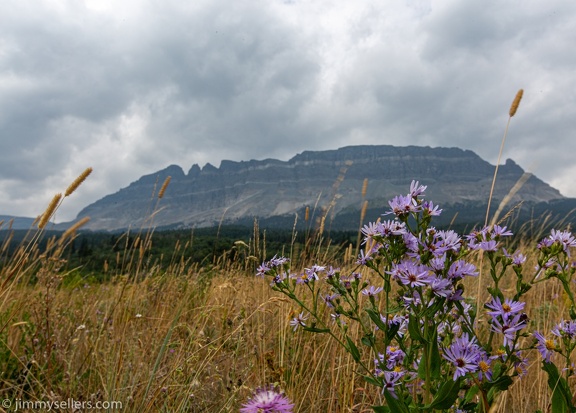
[73,145,567,232]
[0,215,38,231]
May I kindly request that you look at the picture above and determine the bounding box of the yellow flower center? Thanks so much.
[502,304,511,312]
[545,340,555,350]
[479,360,490,372]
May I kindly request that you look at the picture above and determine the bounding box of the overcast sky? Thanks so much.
[1,0,575,223]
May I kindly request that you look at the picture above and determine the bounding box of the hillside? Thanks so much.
[72,145,565,231]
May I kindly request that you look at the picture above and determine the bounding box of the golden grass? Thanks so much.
[0,218,571,412]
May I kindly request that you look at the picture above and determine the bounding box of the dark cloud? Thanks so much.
[1,0,575,220]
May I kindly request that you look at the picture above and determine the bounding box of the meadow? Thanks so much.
[2,90,576,412]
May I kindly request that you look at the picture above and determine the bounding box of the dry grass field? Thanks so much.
[0,211,572,412]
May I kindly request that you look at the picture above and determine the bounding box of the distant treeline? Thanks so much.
[1,198,574,283]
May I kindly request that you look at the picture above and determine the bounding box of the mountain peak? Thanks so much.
[75,145,564,231]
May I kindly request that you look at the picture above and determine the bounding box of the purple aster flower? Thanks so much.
[429,255,446,273]
[550,229,576,253]
[330,313,346,326]
[552,320,576,339]
[386,194,419,217]
[379,314,408,337]
[240,385,294,413]
[356,249,373,265]
[447,260,478,279]
[443,333,483,380]
[429,276,453,298]
[403,232,419,252]
[269,255,290,267]
[325,266,339,279]
[513,352,529,376]
[409,180,427,198]
[491,225,513,237]
[534,331,556,362]
[361,221,385,241]
[388,260,432,288]
[477,354,493,381]
[289,312,309,331]
[511,251,527,266]
[436,230,462,252]
[256,262,270,277]
[381,371,404,399]
[422,200,442,216]
[479,240,499,252]
[537,237,555,249]
[485,297,526,320]
[361,285,383,297]
[323,293,340,308]
[384,346,406,369]
[381,219,407,236]
[270,271,288,286]
[490,312,528,348]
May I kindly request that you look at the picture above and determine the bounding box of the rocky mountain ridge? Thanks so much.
[73,145,563,231]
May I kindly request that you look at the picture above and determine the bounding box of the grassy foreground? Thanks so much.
[0,219,570,412]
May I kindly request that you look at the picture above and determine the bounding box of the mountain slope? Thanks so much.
[74,145,563,231]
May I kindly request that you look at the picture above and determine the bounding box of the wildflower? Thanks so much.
[388,260,432,288]
[447,260,478,279]
[403,232,419,253]
[240,385,294,413]
[356,249,373,265]
[380,219,407,236]
[491,225,513,238]
[409,180,427,198]
[269,255,290,267]
[361,221,385,241]
[490,312,528,348]
[361,285,383,297]
[429,276,453,298]
[422,200,442,216]
[479,240,499,252]
[256,262,270,277]
[552,320,576,339]
[550,229,576,253]
[513,352,529,376]
[325,266,339,279]
[485,297,526,320]
[533,331,556,363]
[135,313,142,318]
[386,195,419,217]
[477,354,493,381]
[511,251,527,266]
[323,293,340,308]
[381,370,404,399]
[271,271,288,286]
[289,312,309,331]
[443,333,483,380]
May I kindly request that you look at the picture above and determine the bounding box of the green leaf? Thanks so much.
[425,377,463,410]
[302,326,331,333]
[486,375,513,403]
[371,406,390,413]
[408,314,424,342]
[362,333,376,348]
[383,389,409,413]
[429,329,442,379]
[364,375,382,388]
[366,308,387,330]
[463,385,479,404]
[541,361,575,413]
[346,336,361,362]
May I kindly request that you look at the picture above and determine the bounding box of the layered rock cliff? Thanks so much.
[75,145,564,231]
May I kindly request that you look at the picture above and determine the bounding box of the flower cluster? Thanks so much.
[254,181,576,412]
[240,385,294,413]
